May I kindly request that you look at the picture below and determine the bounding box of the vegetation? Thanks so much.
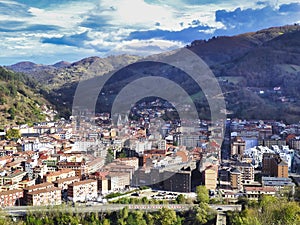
[227,195,300,225]
[105,188,141,199]
[196,186,209,204]
[5,128,21,140]
[0,66,49,127]
[105,148,114,164]
[0,204,216,225]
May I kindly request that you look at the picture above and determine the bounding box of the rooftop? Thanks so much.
[28,187,61,195]
[53,176,80,184]
[71,179,97,186]
[24,182,54,191]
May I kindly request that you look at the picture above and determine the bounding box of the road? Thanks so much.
[3,204,241,217]
[210,204,241,212]
[216,213,227,225]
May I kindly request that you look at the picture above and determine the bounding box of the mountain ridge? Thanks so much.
[6,24,300,122]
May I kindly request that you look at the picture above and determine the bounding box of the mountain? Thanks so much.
[6,54,141,90]
[188,25,300,66]
[0,67,54,128]
[7,24,300,123]
[53,61,71,68]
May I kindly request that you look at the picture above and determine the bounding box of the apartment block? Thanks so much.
[230,168,242,190]
[53,176,80,190]
[107,172,130,191]
[232,161,254,184]
[23,182,54,205]
[202,165,218,190]
[67,179,97,202]
[163,170,191,193]
[231,137,246,157]
[97,178,110,194]
[114,157,139,171]
[262,153,288,178]
[2,171,27,186]
[0,189,23,207]
[26,187,62,206]
[44,168,76,183]
[57,161,87,177]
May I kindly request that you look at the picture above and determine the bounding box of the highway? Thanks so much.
[3,204,241,217]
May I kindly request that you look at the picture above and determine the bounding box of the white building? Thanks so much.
[68,179,97,202]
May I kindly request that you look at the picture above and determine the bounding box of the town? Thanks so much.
[0,99,300,210]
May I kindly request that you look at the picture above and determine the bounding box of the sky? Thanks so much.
[0,0,299,65]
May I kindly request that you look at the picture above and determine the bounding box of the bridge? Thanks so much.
[3,204,241,217]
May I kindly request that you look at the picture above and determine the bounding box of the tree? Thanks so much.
[155,208,178,225]
[237,196,250,210]
[120,206,129,220]
[8,107,16,120]
[106,148,114,164]
[5,128,21,140]
[141,197,148,204]
[194,203,209,225]
[103,218,111,225]
[273,201,300,225]
[133,211,147,225]
[195,186,209,204]
[228,196,300,225]
[118,151,127,158]
[176,194,186,204]
[145,213,154,225]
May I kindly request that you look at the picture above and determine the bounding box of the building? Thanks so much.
[262,153,288,178]
[53,176,80,190]
[230,168,242,190]
[259,139,286,148]
[57,161,87,177]
[67,179,97,202]
[262,177,295,189]
[244,186,276,199]
[231,137,245,157]
[178,134,201,147]
[0,189,23,207]
[102,162,135,180]
[202,165,218,190]
[44,169,76,183]
[23,182,54,205]
[26,187,62,206]
[87,158,105,174]
[114,157,139,171]
[1,171,27,187]
[163,170,191,192]
[289,137,300,150]
[107,172,130,191]
[232,161,254,185]
[53,176,80,201]
[18,179,35,190]
[97,177,110,194]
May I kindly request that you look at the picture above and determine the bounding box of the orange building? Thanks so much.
[44,168,76,183]
[202,165,218,190]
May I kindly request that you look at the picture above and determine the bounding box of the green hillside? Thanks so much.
[0,67,52,128]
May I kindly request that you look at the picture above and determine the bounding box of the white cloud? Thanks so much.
[110,38,184,56]
[27,2,94,29]
[0,0,299,65]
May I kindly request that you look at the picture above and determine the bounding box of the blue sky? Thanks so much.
[0,0,299,65]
